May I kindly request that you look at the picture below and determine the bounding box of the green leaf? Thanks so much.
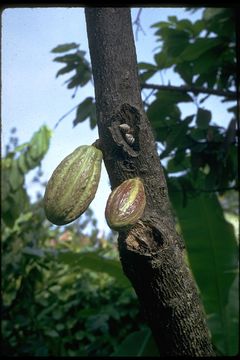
[53,53,83,63]
[66,69,91,88]
[17,154,28,174]
[167,155,191,174]
[175,62,194,84]
[192,19,205,36]
[147,94,182,132]
[168,15,178,23]
[57,251,131,288]
[192,48,221,74]
[189,127,206,142]
[9,160,24,191]
[179,38,222,62]
[138,62,156,71]
[3,187,30,227]
[196,108,211,129]
[73,97,95,127]
[51,43,79,53]
[154,51,173,69]
[56,64,76,78]
[170,190,238,355]
[176,19,195,34]
[139,69,157,82]
[111,328,159,356]
[160,28,190,58]
[25,152,38,170]
[160,118,191,159]
[28,125,52,165]
[195,72,216,88]
[14,142,29,152]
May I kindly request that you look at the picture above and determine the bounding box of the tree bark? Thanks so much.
[85,8,215,356]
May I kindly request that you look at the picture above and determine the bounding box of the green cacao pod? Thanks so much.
[44,145,102,225]
[105,177,146,231]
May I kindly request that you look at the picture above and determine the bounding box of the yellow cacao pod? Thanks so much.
[105,177,146,231]
[44,145,102,225]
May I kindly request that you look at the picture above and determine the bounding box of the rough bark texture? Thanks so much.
[85,8,215,356]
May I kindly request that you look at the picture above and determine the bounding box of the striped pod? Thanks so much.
[105,177,146,231]
[44,145,102,225]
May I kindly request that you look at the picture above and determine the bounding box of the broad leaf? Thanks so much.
[170,189,238,355]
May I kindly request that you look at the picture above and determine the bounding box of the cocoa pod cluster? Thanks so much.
[44,143,146,230]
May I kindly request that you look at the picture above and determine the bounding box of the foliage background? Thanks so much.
[1,7,238,357]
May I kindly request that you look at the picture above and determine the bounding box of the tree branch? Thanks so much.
[132,8,145,41]
[141,83,237,99]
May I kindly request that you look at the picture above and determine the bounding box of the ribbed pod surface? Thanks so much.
[44,145,102,225]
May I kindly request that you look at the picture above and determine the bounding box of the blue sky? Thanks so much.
[1,7,233,233]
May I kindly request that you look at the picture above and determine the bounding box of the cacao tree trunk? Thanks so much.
[85,8,215,356]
